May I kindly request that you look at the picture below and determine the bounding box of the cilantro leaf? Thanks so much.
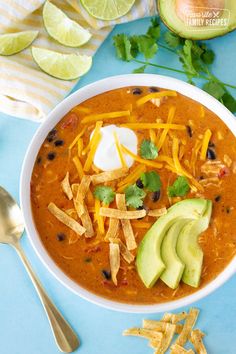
[133,65,147,73]
[146,17,160,40]
[168,176,190,197]
[140,139,158,160]
[94,186,115,205]
[203,81,225,100]
[201,48,215,64]
[164,31,182,48]
[132,35,158,60]
[221,92,236,113]
[125,184,146,208]
[113,34,133,61]
[140,171,162,192]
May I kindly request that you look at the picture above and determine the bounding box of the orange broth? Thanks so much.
[31,86,236,304]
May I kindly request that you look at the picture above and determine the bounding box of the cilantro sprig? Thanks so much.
[140,139,158,160]
[113,18,236,113]
[125,184,146,208]
[93,186,115,205]
[140,171,161,192]
[168,176,190,197]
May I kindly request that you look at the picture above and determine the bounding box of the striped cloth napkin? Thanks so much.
[0,0,157,121]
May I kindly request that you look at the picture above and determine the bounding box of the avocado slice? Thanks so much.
[176,200,212,288]
[136,199,209,288]
[160,220,188,289]
[158,0,236,40]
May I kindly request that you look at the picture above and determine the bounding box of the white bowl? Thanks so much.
[20,74,236,313]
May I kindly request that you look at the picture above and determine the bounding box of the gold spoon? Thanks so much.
[0,186,79,352]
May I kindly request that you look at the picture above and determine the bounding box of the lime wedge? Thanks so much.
[81,0,135,20]
[43,1,91,47]
[31,47,92,80]
[0,31,38,56]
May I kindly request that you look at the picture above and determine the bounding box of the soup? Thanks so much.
[31,86,236,304]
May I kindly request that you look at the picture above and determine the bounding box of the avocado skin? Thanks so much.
[136,199,209,288]
[158,0,236,40]
[176,200,212,287]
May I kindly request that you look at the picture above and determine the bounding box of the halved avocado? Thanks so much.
[176,200,212,287]
[158,0,236,40]
[136,199,209,288]
[160,220,188,289]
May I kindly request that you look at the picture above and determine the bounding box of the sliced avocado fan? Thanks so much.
[136,198,209,288]
[158,0,236,40]
[177,200,212,288]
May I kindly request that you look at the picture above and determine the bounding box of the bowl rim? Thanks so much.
[20,73,236,313]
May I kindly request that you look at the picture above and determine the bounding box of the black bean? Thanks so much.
[208,141,215,148]
[148,87,159,93]
[47,152,56,160]
[132,87,142,95]
[54,139,64,147]
[47,129,57,142]
[226,207,231,214]
[215,195,221,202]
[186,125,192,138]
[207,148,216,160]
[84,257,92,263]
[37,156,42,164]
[101,270,111,280]
[199,176,204,180]
[136,178,144,188]
[151,190,161,202]
[56,233,65,241]
[137,205,144,210]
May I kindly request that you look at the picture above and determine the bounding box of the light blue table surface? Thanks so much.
[0,18,236,354]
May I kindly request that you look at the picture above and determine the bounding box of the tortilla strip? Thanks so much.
[116,194,137,250]
[143,320,183,334]
[176,308,199,347]
[91,167,128,185]
[99,207,146,220]
[171,344,194,354]
[148,208,167,217]
[161,313,173,322]
[61,172,73,200]
[105,218,119,241]
[123,328,163,341]
[190,329,207,354]
[171,312,188,324]
[72,183,94,238]
[109,243,120,286]
[155,323,176,354]
[118,240,135,264]
[48,203,85,236]
[75,175,91,217]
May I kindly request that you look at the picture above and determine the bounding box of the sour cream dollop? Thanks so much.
[92,124,137,171]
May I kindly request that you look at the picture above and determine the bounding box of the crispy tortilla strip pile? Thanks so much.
[123,308,208,354]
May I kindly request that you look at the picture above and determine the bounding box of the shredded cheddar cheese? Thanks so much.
[117,164,146,188]
[200,105,205,118]
[200,129,212,161]
[77,138,83,157]
[69,126,86,150]
[172,137,192,179]
[81,110,130,124]
[71,106,91,114]
[113,131,128,169]
[95,199,105,235]
[136,90,177,106]
[190,139,202,176]
[121,145,163,169]
[149,129,156,143]
[120,123,185,130]
[83,121,102,172]
[72,156,84,180]
[156,106,176,150]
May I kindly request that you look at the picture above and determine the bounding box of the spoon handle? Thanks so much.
[13,241,79,353]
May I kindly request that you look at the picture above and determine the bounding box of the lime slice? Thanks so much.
[43,1,91,47]
[0,31,38,56]
[31,47,92,80]
[81,0,135,20]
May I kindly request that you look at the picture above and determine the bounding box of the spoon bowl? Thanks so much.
[0,186,79,352]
